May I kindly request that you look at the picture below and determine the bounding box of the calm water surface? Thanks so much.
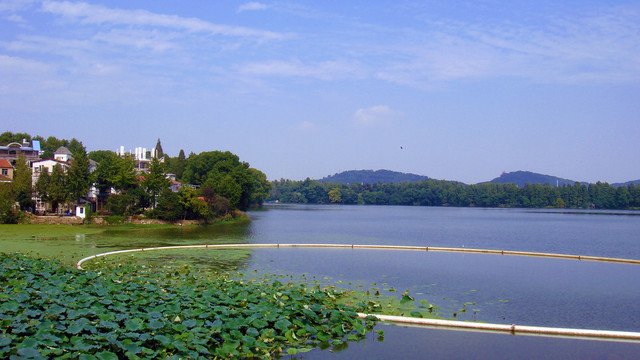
[243,205,640,359]
[3,204,639,358]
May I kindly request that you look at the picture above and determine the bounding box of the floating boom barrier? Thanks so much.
[75,243,640,342]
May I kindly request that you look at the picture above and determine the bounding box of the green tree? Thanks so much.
[48,164,68,213]
[67,138,85,156]
[154,138,164,158]
[248,168,270,206]
[152,188,183,221]
[178,186,210,220]
[615,187,631,209]
[35,168,51,204]
[328,188,342,203]
[142,157,170,207]
[88,150,116,164]
[184,151,254,210]
[172,149,187,180]
[0,131,31,145]
[112,156,138,191]
[66,148,92,202]
[0,183,21,223]
[12,155,33,212]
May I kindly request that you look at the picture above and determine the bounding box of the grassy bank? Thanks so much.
[0,217,249,266]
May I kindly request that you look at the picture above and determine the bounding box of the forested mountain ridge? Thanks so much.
[612,180,640,187]
[481,171,584,187]
[268,169,640,209]
[317,170,429,184]
[317,169,639,188]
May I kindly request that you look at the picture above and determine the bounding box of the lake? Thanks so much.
[2,204,640,358]
[245,205,640,359]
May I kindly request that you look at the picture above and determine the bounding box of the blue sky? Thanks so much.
[1,0,639,184]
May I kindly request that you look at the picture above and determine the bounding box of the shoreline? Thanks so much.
[19,211,250,227]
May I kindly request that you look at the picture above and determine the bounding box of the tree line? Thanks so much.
[0,132,270,223]
[268,178,640,210]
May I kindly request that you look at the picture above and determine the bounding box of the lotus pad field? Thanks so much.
[0,253,378,359]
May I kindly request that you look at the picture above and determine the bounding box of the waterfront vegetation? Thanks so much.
[269,178,640,209]
[0,222,454,358]
[0,253,380,359]
[0,132,271,224]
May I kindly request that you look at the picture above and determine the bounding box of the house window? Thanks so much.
[1,169,7,176]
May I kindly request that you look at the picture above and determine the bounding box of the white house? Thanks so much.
[31,159,71,213]
[53,146,73,162]
[31,159,70,186]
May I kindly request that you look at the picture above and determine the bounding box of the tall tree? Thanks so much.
[66,148,92,202]
[12,156,33,211]
[112,156,138,191]
[142,157,170,207]
[154,138,164,158]
[173,149,187,180]
[95,153,137,193]
[35,168,51,204]
[248,168,270,206]
[0,182,20,223]
[93,152,121,194]
[48,164,67,213]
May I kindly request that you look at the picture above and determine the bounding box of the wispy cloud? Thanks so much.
[93,29,180,52]
[353,105,399,126]
[40,1,287,41]
[238,59,365,81]
[5,13,26,23]
[298,121,315,130]
[0,54,61,98]
[237,2,269,13]
[0,0,38,12]
[375,8,640,85]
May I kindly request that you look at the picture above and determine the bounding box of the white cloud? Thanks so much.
[375,8,640,85]
[0,54,61,96]
[5,14,25,23]
[0,0,38,12]
[41,0,286,41]
[93,29,180,52]
[0,54,49,74]
[237,2,268,13]
[238,59,364,81]
[353,105,399,126]
[298,121,315,130]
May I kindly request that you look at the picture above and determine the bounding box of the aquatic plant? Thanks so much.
[0,253,378,359]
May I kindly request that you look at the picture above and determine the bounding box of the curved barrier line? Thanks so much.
[75,243,640,342]
[356,313,640,342]
[76,243,640,270]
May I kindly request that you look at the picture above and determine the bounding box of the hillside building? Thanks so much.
[0,139,41,166]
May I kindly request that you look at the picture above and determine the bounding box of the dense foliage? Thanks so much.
[181,151,257,211]
[269,179,640,209]
[0,132,270,223]
[0,253,377,359]
[0,183,22,224]
[318,170,429,185]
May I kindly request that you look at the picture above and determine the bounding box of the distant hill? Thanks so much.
[482,171,582,187]
[317,169,429,184]
[612,179,640,187]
